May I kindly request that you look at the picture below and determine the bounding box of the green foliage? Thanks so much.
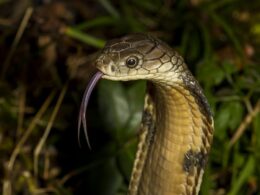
[0,0,259,194]
[64,27,106,48]
[98,80,145,142]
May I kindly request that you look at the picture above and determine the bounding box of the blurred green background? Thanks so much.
[0,0,259,194]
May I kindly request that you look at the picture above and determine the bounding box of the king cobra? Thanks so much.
[78,33,214,195]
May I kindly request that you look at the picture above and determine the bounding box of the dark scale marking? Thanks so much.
[141,109,156,144]
[183,149,208,174]
[142,110,153,126]
[181,71,213,124]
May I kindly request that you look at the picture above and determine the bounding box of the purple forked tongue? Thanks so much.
[78,71,103,148]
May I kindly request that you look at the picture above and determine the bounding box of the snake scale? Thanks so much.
[78,33,214,195]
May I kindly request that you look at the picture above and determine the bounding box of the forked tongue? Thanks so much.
[78,71,103,148]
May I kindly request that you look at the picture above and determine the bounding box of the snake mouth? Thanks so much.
[78,71,103,148]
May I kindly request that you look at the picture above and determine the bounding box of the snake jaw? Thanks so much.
[78,71,103,148]
[96,59,177,82]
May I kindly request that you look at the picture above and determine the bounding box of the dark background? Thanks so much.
[0,0,259,194]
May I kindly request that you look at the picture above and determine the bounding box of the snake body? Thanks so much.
[79,33,214,195]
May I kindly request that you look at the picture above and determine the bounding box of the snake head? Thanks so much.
[78,33,188,147]
[95,33,187,82]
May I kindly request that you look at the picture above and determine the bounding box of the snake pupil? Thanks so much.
[126,56,138,68]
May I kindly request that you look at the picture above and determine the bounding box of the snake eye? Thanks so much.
[126,56,139,68]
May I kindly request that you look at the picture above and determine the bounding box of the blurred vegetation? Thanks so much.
[0,0,259,195]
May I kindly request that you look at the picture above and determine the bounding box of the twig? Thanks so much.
[7,91,56,170]
[34,83,68,176]
[17,84,26,137]
[229,100,260,147]
[3,91,55,195]
[1,7,33,79]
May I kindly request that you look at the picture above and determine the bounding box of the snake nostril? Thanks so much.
[111,65,116,72]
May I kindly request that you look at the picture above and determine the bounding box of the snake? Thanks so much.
[78,33,214,195]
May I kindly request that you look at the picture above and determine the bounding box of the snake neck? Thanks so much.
[129,78,213,195]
